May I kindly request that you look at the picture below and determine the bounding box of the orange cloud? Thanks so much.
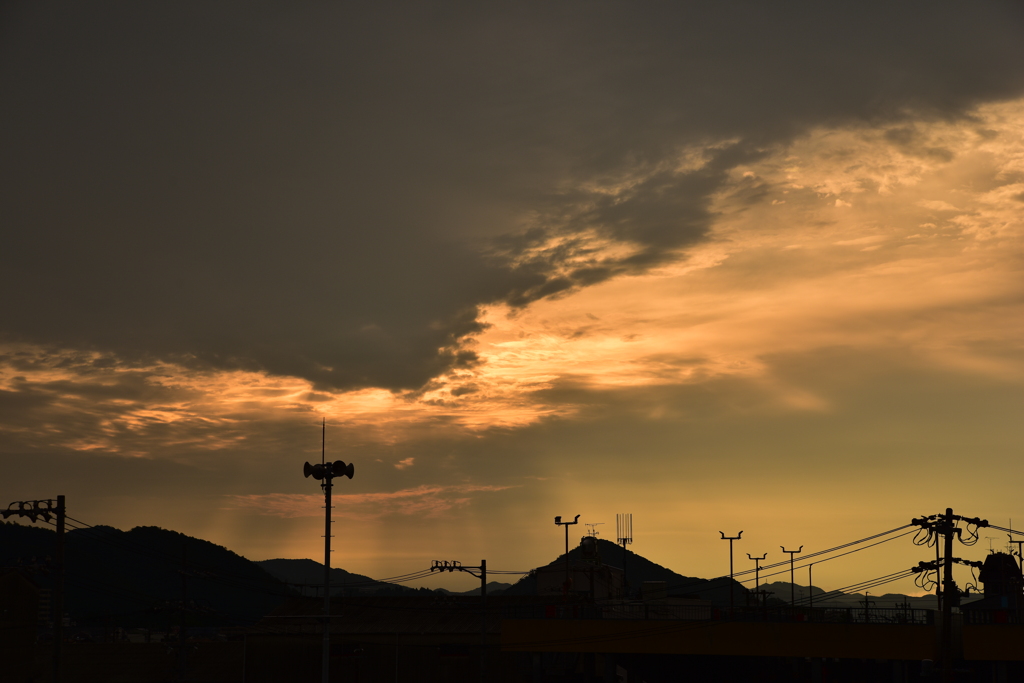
[2,101,1023,456]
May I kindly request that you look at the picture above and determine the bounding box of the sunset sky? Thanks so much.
[3,2,1024,594]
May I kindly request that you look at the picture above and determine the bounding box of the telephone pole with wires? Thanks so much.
[3,496,65,683]
[860,592,875,623]
[911,508,988,683]
[432,560,488,683]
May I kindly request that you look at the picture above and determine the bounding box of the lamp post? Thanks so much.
[303,422,354,683]
[781,545,803,605]
[555,515,580,596]
[719,531,742,614]
[748,553,767,608]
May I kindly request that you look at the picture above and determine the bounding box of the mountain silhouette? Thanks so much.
[504,538,747,609]
[257,559,512,596]
[258,558,424,596]
[754,580,980,610]
[1,521,287,627]
[3,522,951,627]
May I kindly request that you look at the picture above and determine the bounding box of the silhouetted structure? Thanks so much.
[962,551,1023,614]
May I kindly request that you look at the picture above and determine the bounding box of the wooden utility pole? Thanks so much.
[431,560,489,683]
[2,497,64,682]
[912,508,989,683]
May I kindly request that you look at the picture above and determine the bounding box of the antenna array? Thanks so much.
[617,513,633,547]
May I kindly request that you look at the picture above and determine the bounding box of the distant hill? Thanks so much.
[257,558,511,597]
[4,521,953,629]
[504,538,747,609]
[1,521,288,627]
[448,581,512,596]
[756,581,980,610]
[258,558,422,596]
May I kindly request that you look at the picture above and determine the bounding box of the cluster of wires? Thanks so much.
[958,518,982,546]
[912,515,983,547]
[914,565,938,593]
[757,567,919,608]
[651,525,918,600]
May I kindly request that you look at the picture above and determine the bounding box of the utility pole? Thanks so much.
[719,531,742,614]
[432,560,488,683]
[781,545,803,605]
[748,553,767,608]
[3,496,65,682]
[911,508,989,683]
[54,495,65,683]
[860,592,875,623]
[178,541,188,681]
[555,515,580,596]
[941,509,957,683]
[808,563,814,610]
[303,421,355,683]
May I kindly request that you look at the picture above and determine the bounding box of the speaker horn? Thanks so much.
[303,462,314,478]
[332,460,354,479]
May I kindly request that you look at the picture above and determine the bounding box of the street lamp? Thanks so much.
[781,545,803,605]
[748,553,767,608]
[719,531,742,614]
[555,515,580,595]
[303,423,354,683]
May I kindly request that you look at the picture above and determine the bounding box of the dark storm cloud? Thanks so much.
[2,1,1023,390]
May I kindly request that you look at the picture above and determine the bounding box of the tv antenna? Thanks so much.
[586,522,604,538]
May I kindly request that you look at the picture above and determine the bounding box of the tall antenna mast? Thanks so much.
[617,513,633,598]
[616,513,633,547]
[302,420,355,683]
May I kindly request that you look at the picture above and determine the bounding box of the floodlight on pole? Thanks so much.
[302,420,354,683]
[748,553,767,607]
[555,514,580,596]
[719,530,742,614]
[781,545,803,605]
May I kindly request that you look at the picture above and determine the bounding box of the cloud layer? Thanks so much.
[3,2,1023,391]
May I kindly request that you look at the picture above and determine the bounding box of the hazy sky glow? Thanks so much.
[3,2,1024,593]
